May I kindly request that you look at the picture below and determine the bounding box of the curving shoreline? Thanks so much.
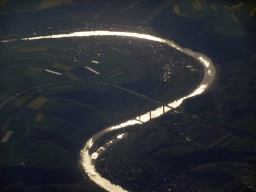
[76,32,216,192]
[2,31,216,192]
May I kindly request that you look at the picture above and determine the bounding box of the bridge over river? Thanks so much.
[1,31,216,192]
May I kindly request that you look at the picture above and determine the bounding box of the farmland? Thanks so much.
[0,0,255,191]
[95,111,256,191]
[0,30,203,191]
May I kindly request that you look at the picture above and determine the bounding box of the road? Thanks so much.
[0,30,217,192]
[196,114,256,140]
[111,84,173,109]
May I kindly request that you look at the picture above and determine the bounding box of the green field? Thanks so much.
[0,34,204,175]
[101,107,256,190]
[0,0,255,191]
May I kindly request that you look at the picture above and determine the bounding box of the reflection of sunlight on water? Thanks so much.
[80,150,129,192]
[166,84,208,109]
[77,32,215,192]
[151,106,164,119]
[117,133,124,139]
[20,31,164,43]
[87,138,93,148]
[169,98,184,108]
[139,112,150,122]
[185,84,209,99]
[164,106,172,113]
[108,120,142,131]
[207,69,213,76]
[0,39,16,43]
[13,30,216,192]
[134,84,209,121]
[198,56,210,67]
[91,152,99,159]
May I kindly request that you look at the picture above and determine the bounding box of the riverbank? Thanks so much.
[79,32,216,192]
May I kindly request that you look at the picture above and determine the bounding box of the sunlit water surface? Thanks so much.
[5,31,216,192]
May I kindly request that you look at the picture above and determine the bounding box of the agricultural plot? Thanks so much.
[37,0,73,10]
[101,109,256,191]
[223,136,256,152]
[0,66,31,90]
[232,114,256,134]
[83,51,130,75]
[46,84,73,94]
[176,1,194,15]
[0,0,255,191]
[51,62,73,71]
[0,40,73,89]
[14,45,49,53]
[0,13,230,192]
[0,120,27,166]
[44,48,73,60]
[23,65,44,77]
[24,142,61,168]
[106,68,124,79]
[102,52,130,69]
[0,38,76,91]
[0,118,12,141]
[13,95,32,106]
[36,98,73,111]
[70,65,97,80]
[15,108,35,121]
[0,0,43,12]
[26,97,48,110]
[107,70,130,85]
[213,8,245,38]
[0,0,9,6]
[0,54,36,66]
[0,0,74,12]
[34,114,44,122]
[0,104,22,118]
[189,162,254,191]
[66,71,81,80]
[193,127,232,147]
[0,92,92,167]
[1,37,204,171]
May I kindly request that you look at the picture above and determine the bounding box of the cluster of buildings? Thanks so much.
[74,29,194,84]
[96,156,199,192]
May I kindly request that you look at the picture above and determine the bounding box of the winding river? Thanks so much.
[2,31,216,192]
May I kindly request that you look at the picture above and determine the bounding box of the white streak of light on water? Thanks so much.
[9,31,216,192]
